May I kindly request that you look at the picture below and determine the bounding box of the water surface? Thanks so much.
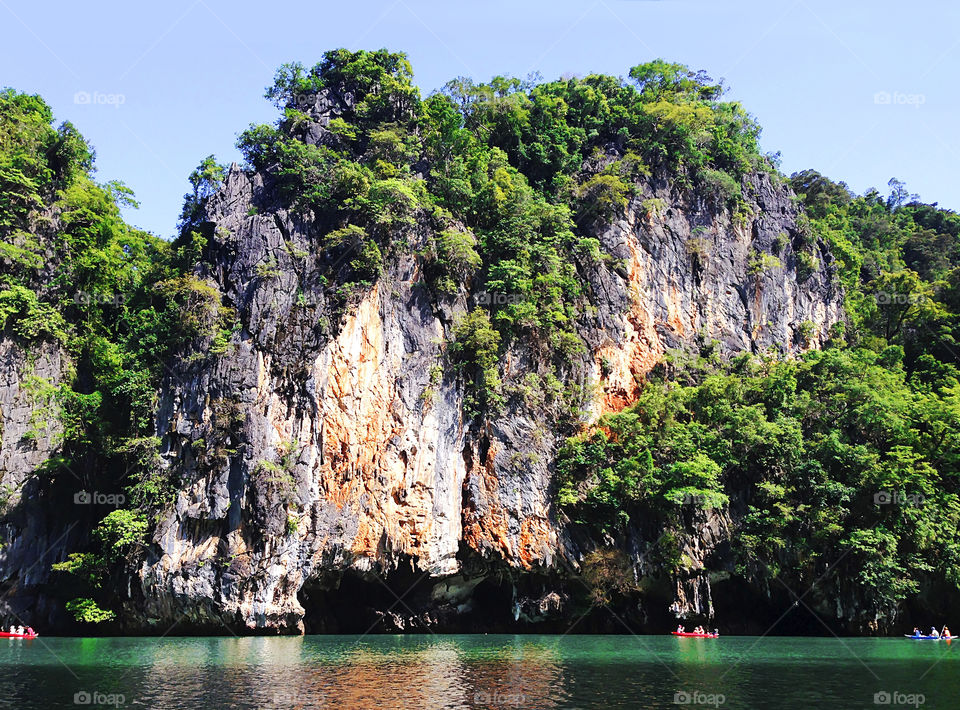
[0,634,954,708]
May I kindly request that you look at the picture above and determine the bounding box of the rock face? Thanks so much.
[130,155,844,633]
[0,338,66,489]
[0,338,81,624]
[584,171,840,417]
[137,167,474,631]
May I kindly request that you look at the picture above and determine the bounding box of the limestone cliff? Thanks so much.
[128,151,843,633]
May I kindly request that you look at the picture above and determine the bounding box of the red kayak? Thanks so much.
[672,631,718,638]
[0,632,37,639]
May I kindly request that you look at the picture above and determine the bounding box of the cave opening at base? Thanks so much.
[297,561,529,634]
[295,551,681,634]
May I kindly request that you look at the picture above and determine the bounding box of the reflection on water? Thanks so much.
[1,634,959,709]
[123,635,567,709]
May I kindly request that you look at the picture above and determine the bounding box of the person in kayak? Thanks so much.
[676,625,685,633]
[930,627,940,638]
[912,627,921,637]
[944,626,951,638]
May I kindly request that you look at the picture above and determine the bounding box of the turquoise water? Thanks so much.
[0,634,956,708]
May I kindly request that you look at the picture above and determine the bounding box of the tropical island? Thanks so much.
[2,49,959,639]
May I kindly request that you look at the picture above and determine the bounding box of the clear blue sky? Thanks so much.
[2,0,956,237]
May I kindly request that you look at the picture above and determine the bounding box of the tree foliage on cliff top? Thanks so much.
[234,49,767,411]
